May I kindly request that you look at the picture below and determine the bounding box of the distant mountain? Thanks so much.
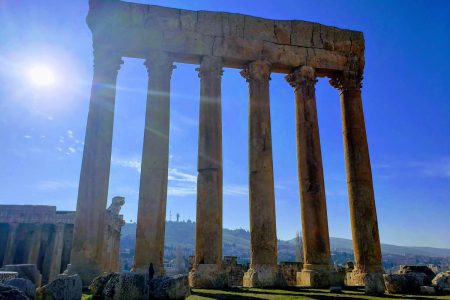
[121,221,450,260]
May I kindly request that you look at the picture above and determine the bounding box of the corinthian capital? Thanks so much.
[144,51,176,76]
[329,55,363,91]
[197,56,223,79]
[285,66,317,96]
[93,49,123,73]
[240,60,271,82]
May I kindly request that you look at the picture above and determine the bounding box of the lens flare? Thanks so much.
[28,65,56,86]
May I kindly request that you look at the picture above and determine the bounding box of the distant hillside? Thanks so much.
[121,221,450,260]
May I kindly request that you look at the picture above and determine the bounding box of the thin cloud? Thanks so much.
[36,180,77,191]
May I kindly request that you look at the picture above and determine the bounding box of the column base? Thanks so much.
[297,264,341,288]
[188,264,228,288]
[64,263,101,287]
[131,264,165,278]
[243,264,284,288]
[345,268,385,294]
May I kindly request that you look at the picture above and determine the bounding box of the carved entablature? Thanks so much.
[87,0,365,76]
[144,52,176,76]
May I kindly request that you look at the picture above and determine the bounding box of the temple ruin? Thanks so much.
[71,0,384,293]
[0,197,124,285]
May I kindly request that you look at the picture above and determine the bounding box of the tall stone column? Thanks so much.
[285,66,334,288]
[3,223,19,265]
[134,52,175,275]
[68,50,123,285]
[241,60,281,287]
[189,56,225,288]
[330,69,384,294]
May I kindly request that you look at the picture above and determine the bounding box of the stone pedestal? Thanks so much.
[69,50,123,285]
[286,66,334,288]
[241,60,281,288]
[189,56,225,288]
[188,264,227,288]
[330,68,384,294]
[134,52,174,275]
[243,264,283,288]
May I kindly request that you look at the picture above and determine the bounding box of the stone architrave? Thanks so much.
[241,60,281,287]
[68,50,123,285]
[285,66,334,288]
[330,63,384,294]
[134,52,175,275]
[189,56,225,288]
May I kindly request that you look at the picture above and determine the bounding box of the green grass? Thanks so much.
[189,288,450,300]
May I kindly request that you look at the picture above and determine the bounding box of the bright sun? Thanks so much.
[28,65,56,87]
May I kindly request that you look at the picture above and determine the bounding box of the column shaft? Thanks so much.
[286,66,332,287]
[3,223,19,265]
[69,50,122,285]
[27,224,42,264]
[331,70,384,293]
[48,224,65,281]
[241,60,279,287]
[189,56,224,288]
[134,52,174,274]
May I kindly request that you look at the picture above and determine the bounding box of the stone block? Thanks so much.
[180,10,197,32]
[384,273,422,294]
[244,16,276,43]
[89,272,117,298]
[3,265,42,287]
[330,286,342,293]
[213,37,264,62]
[222,13,244,38]
[0,283,29,300]
[274,21,292,44]
[420,286,436,295]
[291,21,314,47]
[399,265,436,284]
[188,264,228,289]
[0,271,18,283]
[197,11,223,36]
[262,42,307,68]
[149,275,190,300]
[4,278,35,299]
[243,265,285,288]
[35,274,82,300]
[432,271,450,292]
[102,272,147,300]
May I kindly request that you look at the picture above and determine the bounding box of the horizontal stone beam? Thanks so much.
[87,0,364,76]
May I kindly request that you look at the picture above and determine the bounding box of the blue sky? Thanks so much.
[0,0,449,248]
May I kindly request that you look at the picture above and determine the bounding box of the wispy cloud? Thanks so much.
[36,180,77,191]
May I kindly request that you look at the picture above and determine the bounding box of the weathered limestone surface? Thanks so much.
[134,53,174,275]
[86,0,364,75]
[241,60,280,288]
[69,50,123,285]
[330,67,384,294]
[36,274,82,300]
[4,278,35,299]
[189,56,225,288]
[286,66,333,288]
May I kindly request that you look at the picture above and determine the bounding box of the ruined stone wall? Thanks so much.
[0,202,124,284]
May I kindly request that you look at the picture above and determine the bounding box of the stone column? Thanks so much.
[330,69,384,294]
[189,56,225,288]
[48,224,65,281]
[285,66,334,288]
[134,52,175,275]
[68,50,123,285]
[111,229,122,271]
[3,223,19,265]
[27,224,42,264]
[241,60,281,287]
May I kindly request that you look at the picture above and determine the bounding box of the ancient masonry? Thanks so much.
[72,0,384,293]
[0,197,124,285]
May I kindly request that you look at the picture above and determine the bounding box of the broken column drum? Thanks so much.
[73,0,384,292]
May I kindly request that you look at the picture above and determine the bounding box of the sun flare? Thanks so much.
[28,65,56,87]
